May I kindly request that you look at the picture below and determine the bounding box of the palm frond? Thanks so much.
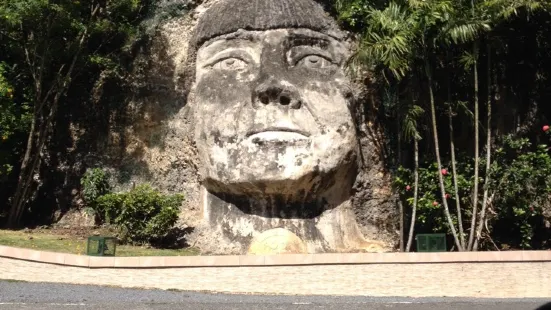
[402,104,425,141]
[455,100,474,121]
[355,2,418,79]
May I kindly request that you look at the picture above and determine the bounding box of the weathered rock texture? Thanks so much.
[65,0,398,254]
[192,0,342,47]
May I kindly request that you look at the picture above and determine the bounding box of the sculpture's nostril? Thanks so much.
[259,94,270,105]
[254,83,301,108]
[280,95,291,106]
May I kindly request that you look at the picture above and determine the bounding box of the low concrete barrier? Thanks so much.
[1,245,550,297]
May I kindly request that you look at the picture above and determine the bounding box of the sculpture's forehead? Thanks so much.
[197,29,346,54]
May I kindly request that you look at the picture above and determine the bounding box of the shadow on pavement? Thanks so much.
[536,302,551,310]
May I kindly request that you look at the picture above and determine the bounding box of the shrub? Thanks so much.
[394,161,473,235]
[487,136,551,249]
[81,168,110,205]
[395,135,551,249]
[95,184,183,244]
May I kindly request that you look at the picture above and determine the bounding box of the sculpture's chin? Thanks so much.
[203,165,322,196]
[204,175,332,204]
[199,130,357,198]
[203,153,357,200]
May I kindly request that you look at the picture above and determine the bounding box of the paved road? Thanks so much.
[1,280,550,310]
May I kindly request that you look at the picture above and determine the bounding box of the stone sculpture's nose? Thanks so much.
[253,78,302,110]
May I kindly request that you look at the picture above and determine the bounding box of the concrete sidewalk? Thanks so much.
[1,249,551,298]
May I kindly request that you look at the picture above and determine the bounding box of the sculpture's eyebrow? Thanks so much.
[200,39,251,55]
[286,33,331,49]
[200,32,257,52]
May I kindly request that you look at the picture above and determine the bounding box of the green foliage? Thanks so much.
[487,135,551,248]
[402,104,424,141]
[0,64,15,178]
[395,161,472,235]
[0,64,16,140]
[396,136,551,249]
[335,0,373,28]
[0,63,31,182]
[0,0,151,134]
[80,168,111,205]
[94,185,183,244]
[483,0,551,20]
[338,0,480,80]
[354,1,419,79]
[0,0,149,78]
[0,0,155,225]
[80,168,183,245]
[336,0,551,250]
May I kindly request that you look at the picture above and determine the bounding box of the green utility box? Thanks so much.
[86,236,117,256]
[415,233,447,252]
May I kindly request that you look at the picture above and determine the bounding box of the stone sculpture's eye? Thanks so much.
[296,55,333,69]
[212,57,248,71]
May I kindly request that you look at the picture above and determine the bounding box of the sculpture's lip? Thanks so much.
[246,127,311,139]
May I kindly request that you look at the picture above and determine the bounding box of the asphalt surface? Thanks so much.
[0,280,550,310]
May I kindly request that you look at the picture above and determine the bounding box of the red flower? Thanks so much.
[406,185,411,191]
[543,125,550,132]
[445,194,451,199]
[441,169,448,176]
[433,201,439,206]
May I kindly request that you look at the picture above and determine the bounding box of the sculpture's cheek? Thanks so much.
[194,74,256,140]
[300,86,354,134]
[195,73,253,109]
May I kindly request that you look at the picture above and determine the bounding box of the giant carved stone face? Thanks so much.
[185,0,390,254]
[192,4,357,202]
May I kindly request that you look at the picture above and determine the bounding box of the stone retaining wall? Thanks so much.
[1,246,550,297]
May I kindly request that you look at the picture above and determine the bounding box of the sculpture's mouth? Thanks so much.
[246,127,310,143]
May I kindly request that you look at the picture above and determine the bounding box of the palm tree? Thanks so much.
[472,0,550,250]
[338,0,551,251]
[403,104,423,251]
[349,1,418,252]
[411,0,468,251]
[446,85,468,248]
[352,0,465,250]
[438,0,492,250]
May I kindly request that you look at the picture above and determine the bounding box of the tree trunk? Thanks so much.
[449,102,465,249]
[7,102,59,227]
[397,105,404,252]
[7,24,91,227]
[447,53,465,249]
[467,42,480,251]
[474,43,493,251]
[6,94,40,228]
[406,137,419,252]
[426,59,463,251]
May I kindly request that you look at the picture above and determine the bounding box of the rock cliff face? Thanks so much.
[76,0,398,254]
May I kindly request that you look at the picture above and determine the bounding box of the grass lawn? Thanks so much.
[0,229,199,257]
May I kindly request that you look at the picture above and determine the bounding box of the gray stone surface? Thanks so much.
[192,0,342,48]
[0,281,550,310]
